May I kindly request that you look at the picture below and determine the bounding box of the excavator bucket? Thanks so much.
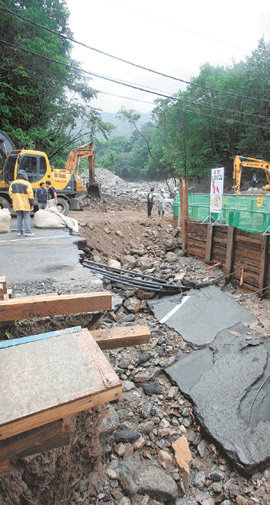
[87,182,101,197]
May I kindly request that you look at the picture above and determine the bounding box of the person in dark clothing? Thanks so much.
[9,170,35,236]
[36,182,48,209]
[45,180,57,207]
[147,187,154,217]
[251,173,258,188]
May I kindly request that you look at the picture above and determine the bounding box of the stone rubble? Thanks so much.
[3,169,270,505]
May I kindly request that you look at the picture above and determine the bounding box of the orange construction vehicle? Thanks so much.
[0,133,100,214]
[232,155,270,194]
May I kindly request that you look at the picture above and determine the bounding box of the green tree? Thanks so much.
[0,0,112,163]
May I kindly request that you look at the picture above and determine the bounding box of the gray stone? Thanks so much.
[142,382,162,396]
[124,297,141,313]
[119,358,131,369]
[123,255,137,268]
[176,498,198,505]
[194,470,206,489]
[211,482,223,493]
[141,402,153,419]
[112,293,123,310]
[139,257,153,270]
[122,314,136,322]
[136,352,152,366]
[115,429,140,444]
[210,469,225,482]
[108,258,121,269]
[120,464,178,501]
[99,405,119,437]
[122,380,135,392]
[138,421,154,434]
[165,252,178,263]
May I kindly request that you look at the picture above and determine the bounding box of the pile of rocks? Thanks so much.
[82,167,177,202]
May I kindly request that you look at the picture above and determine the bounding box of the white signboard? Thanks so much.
[210,167,224,213]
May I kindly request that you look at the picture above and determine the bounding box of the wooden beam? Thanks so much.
[205,224,214,263]
[259,235,268,297]
[0,292,111,322]
[0,418,71,462]
[180,178,189,255]
[225,226,235,278]
[0,276,7,300]
[91,325,151,350]
[0,459,9,476]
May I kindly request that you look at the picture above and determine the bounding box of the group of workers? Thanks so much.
[8,170,57,236]
[147,187,172,218]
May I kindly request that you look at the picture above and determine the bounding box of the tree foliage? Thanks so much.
[0,0,112,165]
[96,39,270,183]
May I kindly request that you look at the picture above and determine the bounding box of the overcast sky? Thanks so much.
[66,0,270,114]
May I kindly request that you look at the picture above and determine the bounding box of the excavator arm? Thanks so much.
[64,142,100,196]
[233,156,270,193]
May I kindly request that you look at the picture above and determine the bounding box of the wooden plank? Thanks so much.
[224,226,235,278]
[0,418,71,462]
[259,235,268,297]
[0,292,111,322]
[0,328,122,440]
[0,277,7,294]
[0,460,9,476]
[180,178,188,255]
[91,325,151,350]
[205,224,214,263]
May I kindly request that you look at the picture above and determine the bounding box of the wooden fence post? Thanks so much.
[225,226,235,279]
[180,178,188,255]
[259,235,268,297]
[205,224,214,263]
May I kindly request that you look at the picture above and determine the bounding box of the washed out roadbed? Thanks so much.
[1,180,270,505]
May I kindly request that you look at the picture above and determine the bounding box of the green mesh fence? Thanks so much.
[173,193,270,233]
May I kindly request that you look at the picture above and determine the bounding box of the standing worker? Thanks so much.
[45,180,57,208]
[251,173,258,188]
[158,188,166,217]
[36,182,48,209]
[147,187,154,218]
[9,170,35,236]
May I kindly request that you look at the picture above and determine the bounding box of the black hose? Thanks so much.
[83,259,171,284]
[82,263,182,293]
[82,262,186,290]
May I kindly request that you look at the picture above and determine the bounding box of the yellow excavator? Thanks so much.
[0,134,100,214]
[232,155,270,194]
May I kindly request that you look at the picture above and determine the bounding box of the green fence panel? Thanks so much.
[174,193,270,233]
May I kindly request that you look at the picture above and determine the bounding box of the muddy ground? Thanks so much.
[0,187,270,505]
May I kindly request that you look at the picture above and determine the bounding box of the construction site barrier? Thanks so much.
[173,193,270,233]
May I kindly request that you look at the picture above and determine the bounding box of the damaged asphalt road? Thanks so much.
[166,322,270,474]
[147,285,255,348]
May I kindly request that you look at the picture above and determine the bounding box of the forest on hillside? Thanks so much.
[0,0,269,181]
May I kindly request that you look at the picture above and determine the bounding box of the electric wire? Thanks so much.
[0,4,269,105]
[1,38,270,132]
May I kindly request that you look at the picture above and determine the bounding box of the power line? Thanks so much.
[1,37,270,131]
[18,67,269,132]
[0,4,269,105]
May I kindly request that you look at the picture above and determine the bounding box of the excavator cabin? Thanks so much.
[232,155,270,193]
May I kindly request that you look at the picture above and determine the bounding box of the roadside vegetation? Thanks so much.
[0,1,269,182]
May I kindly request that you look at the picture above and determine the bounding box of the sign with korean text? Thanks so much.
[210,167,224,213]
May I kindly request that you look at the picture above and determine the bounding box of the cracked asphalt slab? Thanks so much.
[148,285,256,348]
[0,219,102,290]
[166,323,270,474]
